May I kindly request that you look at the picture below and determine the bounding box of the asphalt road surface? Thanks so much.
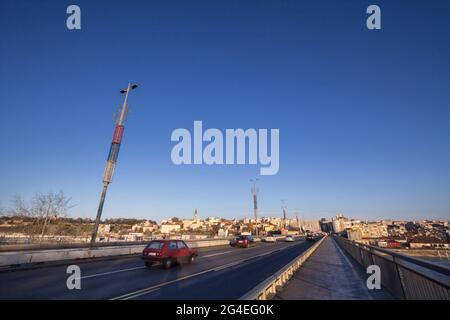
[0,239,316,300]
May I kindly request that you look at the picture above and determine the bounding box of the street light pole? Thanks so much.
[294,208,300,235]
[281,199,287,230]
[90,83,138,248]
[250,178,259,237]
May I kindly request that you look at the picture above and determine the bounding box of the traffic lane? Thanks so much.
[137,241,315,300]
[131,241,315,300]
[0,244,236,280]
[1,243,232,275]
[63,241,298,300]
[0,241,292,299]
[0,242,259,292]
[0,244,235,299]
[0,240,297,299]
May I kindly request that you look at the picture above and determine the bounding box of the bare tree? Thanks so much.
[9,191,73,240]
[33,191,72,240]
[9,194,32,217]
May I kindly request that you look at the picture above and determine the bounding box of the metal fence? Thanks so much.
[239,236,327,300]
[334,236,450,300]
[0,236,233,252]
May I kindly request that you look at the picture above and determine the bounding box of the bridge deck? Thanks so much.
[274,236,394,300]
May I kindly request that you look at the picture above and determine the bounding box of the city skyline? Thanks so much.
[1,0,450,222]
[2,197,448,224]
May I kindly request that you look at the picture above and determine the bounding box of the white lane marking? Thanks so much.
[122,288,160,300]
[110,241,301,300]
[212,260,245,272]
[81,266,146,279]
[110,267,216,300]
[212,248,285,272]
[202,250,233,258]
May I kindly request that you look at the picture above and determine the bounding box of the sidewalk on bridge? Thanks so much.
[274,236,394,300]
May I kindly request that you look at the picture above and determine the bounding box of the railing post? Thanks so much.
[369,246,376,266]
[393,256,407,300]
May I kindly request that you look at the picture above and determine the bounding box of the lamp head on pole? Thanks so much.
[120,83,138,94]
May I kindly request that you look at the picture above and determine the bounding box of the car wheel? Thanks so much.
[162,258,173,269]
[188,255,195,264]
[145,261,153,268]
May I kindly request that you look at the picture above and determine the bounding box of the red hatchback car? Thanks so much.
[142,240,198,269]
[235,235,256,248]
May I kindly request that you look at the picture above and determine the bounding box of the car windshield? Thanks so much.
[146,241,164,249]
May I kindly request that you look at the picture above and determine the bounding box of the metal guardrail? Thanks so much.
[0,237,233,252]
[0,239,233,268]
[334,236,450,300]
[0,241,149,252]
[239,236,326,300]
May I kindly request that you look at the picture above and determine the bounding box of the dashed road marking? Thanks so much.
[203,250,233,258]
[81,266,146,279]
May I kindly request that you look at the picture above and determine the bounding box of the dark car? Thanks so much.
[142,240,198,269]
[234,235,256,248]
[306,233,315,242]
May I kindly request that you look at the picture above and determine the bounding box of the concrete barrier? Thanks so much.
[184,239,230,249]
[0,239,231,268]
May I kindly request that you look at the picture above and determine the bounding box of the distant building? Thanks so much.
[348,229,362,241]
[123,233,143,241]
[182,219,193,229]
[132,220,157,233]
[409,236,450,249]
[378,239,402,248]
[330,214,348,233]
[160,224,181,234]
[217,228,228,237]
[319,218,333,233]
[348,222,388,239]
[261,223,276,232]
[332,219,344,233]
[303,220,321,232]
[98,224,111,235]
[387,223,407,237]
[207,217,220,223]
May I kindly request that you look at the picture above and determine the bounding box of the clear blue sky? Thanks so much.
[1,0,449,222]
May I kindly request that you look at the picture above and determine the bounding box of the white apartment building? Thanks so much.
[160,224,181,234]
[350,222,388,239]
